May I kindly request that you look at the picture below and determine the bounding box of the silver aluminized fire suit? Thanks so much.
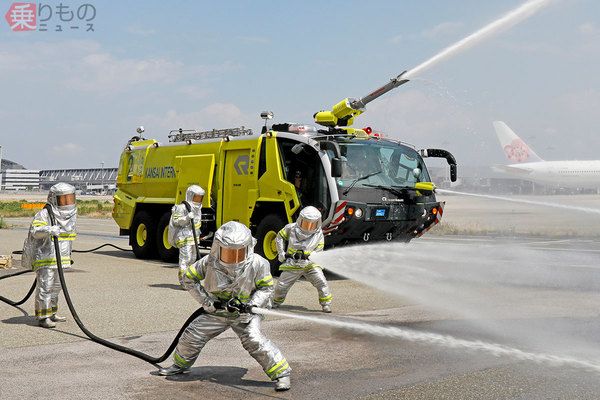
[169,185,204,273]
[168,221,291,382]
[273,206,332,311]
[22,183,77,321]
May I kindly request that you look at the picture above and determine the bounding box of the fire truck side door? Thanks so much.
[174,154,215,208]
[219,143,258,226]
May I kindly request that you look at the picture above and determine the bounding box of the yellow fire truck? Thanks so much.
[113,71,457,273]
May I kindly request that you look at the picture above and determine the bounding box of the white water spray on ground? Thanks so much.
[308,238,600,372]
[254,307,600,374]
[404,0,553,79]
[437,188,600,216]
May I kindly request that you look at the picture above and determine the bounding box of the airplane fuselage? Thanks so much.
[502,160,600,188]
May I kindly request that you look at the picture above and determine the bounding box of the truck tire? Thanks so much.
[156,212,179,263]
[254,214,286,276]
[130,211,158,259]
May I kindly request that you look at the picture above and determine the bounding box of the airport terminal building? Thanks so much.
[0,158,118,194]
[0,159,40,191]
[0,169,41,191]
[39,168,118,194]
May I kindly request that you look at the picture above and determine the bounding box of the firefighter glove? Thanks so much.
[226,298,253,314]
[49,226,61,237]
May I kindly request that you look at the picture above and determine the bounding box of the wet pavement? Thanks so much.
[1,216,600,399]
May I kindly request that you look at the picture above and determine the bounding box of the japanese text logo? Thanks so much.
[5,2,96,32]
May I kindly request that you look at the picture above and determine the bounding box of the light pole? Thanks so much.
[100,161,105,194]
[0,145,3,191]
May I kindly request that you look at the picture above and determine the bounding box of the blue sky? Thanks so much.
[1,0,599,169]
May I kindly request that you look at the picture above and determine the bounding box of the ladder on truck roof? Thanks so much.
[168,127,254,142]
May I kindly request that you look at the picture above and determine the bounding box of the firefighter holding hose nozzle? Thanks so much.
[273,206,332,313]
[21,183,77,329]
[158,221,291,391]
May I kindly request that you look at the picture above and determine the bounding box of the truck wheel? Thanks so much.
[255,214,286,276]
[130,211,158,259]
[156,212,179,263]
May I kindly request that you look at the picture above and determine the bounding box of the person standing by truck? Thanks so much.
[273,206,332,313]
[22,183,77,328]
[168,185,204,280]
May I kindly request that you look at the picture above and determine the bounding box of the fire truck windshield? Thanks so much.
[331,141,430,189]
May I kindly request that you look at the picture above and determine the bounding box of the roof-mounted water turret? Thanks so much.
[313,70,409,129]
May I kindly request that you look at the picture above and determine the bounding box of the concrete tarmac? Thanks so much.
[436,192,600,237]
[1,214,600,399]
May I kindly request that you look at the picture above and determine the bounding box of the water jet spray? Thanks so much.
[314,0,553,130]
[404,0,553,79]
[252,306,600,374]
[437,188,600,216]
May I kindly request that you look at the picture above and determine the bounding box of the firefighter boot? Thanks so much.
[39,318,56,328]
[158,364,190,376]
[275,376,291,391]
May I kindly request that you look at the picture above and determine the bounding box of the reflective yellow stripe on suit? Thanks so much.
[256,275,274,288]
[58,233,77,241]
[33,257,71,267]
[185,264,204,281]
[266,358,289,379]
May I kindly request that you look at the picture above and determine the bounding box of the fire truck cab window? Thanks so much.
[336,141,430,188]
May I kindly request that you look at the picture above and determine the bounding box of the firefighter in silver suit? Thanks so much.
[22,183,77,328]
[168,185,204,275]
[158,221,291,391]
[273,206,332,312]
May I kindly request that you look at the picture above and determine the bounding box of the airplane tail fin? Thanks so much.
[493,121,543,163]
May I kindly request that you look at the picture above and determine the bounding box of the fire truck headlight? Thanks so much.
[354,208,363,218]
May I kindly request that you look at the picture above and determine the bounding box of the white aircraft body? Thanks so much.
[493,121,600,188]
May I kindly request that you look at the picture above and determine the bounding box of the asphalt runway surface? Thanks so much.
[1,215,600,399]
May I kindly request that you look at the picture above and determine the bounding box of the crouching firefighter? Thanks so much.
[168,185,204,275]
[21,183,77,328]
[158,221,292,391]
[273,206,332,313]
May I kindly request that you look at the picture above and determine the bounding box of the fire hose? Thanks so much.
[1,205,206,366]
[0,270,36,307]
[182,200,201,263]
[1,244,131,308]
